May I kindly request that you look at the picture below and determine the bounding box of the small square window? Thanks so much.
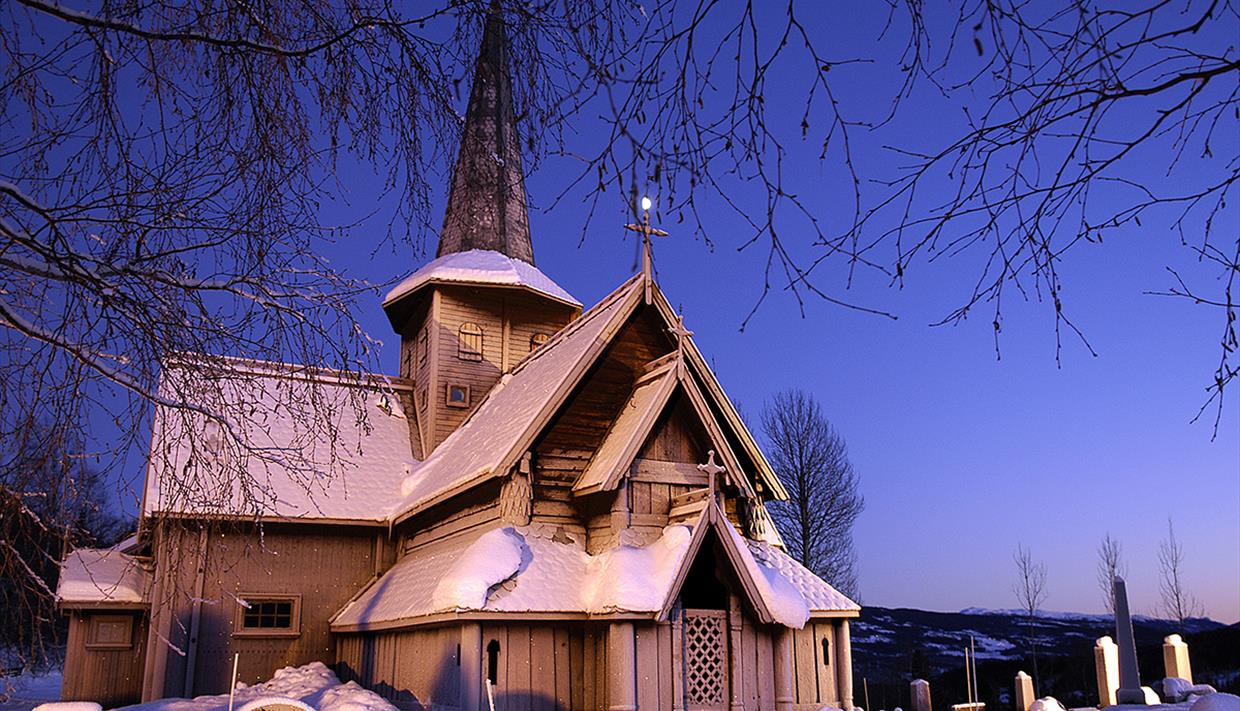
[446,384,470,408]
[234,595,300,637]
[86,614,133,649]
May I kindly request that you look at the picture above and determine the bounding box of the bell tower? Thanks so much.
[382,6,580,458]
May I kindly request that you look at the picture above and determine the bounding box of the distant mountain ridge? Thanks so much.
[853,606,1226,680]
[849,607,1238,711]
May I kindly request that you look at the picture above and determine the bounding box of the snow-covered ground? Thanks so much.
[112,664,394,711]
[0,670,62,711]
[6,663,393,711]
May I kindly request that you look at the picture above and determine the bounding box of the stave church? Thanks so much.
[56,7,860,710]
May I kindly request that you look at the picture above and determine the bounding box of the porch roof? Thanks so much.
[330,502,857,633]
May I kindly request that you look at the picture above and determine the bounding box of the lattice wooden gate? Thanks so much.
[683,609,729,710]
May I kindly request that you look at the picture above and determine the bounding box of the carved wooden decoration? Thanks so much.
[684,609,729,710]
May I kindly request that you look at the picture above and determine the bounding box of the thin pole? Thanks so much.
[964,646,973,706]
[227,652,240,711]
[864,677,871,711]
[970,636,980,705]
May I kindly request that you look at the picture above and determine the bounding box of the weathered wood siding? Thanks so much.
[397,479,505,552]
[148,521,384,696]
[478,622,611,711]
[791,619,843,710]
[61,610,148,706]
[428,287,575,450]
[337,626,461,710]
[337,617,844,710]
[338,622,609,711]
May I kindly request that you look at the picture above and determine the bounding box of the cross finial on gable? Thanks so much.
[698,449,726,501]
[667,309,694,357]
[623,195,668,303]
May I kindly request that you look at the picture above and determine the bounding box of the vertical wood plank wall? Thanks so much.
[61,611,148,706]
[791,620,843,711]
[430,288,574,449]
[152,522,382,695]
[336,626,461,709]
[333,617,841,711]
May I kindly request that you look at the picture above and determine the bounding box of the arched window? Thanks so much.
[530,332,550,350]
[486,639,501,684]
[821,636,831,667]
[458,322,483,361]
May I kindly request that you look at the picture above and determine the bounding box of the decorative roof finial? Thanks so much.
[624,195,668,303]
[438,2,534,263]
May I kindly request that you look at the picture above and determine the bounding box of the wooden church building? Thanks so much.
[56,8,860,710]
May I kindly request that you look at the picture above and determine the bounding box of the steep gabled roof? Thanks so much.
[391,275,643,522]
[649,287,788,500]
[391,272,786,520]
[573,355,680,495]
[573,354,755,498]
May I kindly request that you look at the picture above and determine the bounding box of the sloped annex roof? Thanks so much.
[331,500,857,633]
[143,357,417,523]
[58,546,151,608]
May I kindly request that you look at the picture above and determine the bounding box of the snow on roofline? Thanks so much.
[162,352,414,391]
[383,249,581,309]
[57,547,151,608]
[143,355,419,522]
[332,504,858,632]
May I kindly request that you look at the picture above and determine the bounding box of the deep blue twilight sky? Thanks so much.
[104,2,1239,620]
[321,2,1238,621]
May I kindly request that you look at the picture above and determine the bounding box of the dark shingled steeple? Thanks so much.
[437,6,534,264]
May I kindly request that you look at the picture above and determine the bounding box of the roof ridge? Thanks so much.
[162,353,412,391]
[505,273,642,377]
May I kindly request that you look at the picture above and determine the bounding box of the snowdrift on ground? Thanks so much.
[113,662,395,711]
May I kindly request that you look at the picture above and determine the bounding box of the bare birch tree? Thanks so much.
[1013,543,1048,682]
[761,389,864,598]
[1096,533,1128,615]
[1159,518,1203,627]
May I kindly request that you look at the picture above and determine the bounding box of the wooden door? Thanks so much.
[683,609,729,710]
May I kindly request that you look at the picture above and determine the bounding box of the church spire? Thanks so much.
[438,4,534,264]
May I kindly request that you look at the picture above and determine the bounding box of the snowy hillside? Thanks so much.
[852,606,1226,680]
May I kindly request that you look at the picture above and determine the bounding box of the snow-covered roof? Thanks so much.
[144,358,417,522]
[57,547,151,607]
[390,275,642,520]
[331,501,857,632]
[745,539,859,613]
[383,249,581,309]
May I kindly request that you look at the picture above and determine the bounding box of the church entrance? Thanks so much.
[683,608,729,710]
